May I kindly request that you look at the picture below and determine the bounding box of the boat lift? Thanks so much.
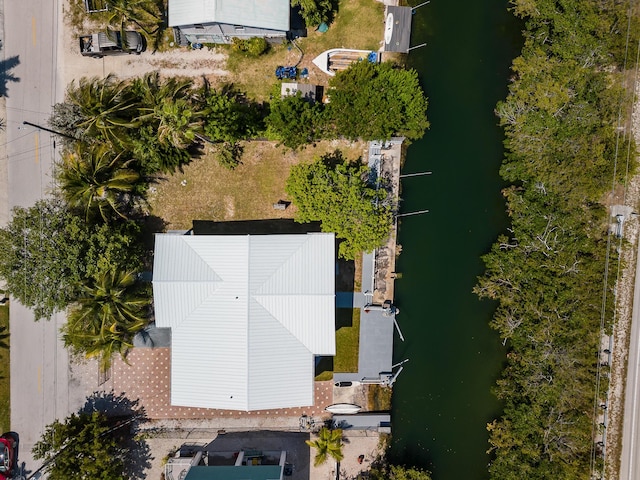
[360,359,410,387]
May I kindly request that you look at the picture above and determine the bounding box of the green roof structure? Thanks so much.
[185,466,283,480]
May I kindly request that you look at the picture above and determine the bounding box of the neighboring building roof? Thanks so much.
[169,0,290,31]
[333,413,392,432]
[153,233,336,411]
[185,466,282,480]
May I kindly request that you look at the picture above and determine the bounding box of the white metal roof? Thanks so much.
[153,233,335,411]
[169,0,290,32]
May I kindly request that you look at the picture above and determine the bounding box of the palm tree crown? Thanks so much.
[62,267,149,371]
[67,75,139,144]
[135,72,206,148]
[306,427,344,467]
[57,143,142,222]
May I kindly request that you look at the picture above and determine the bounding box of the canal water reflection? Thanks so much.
[389,1,522,479]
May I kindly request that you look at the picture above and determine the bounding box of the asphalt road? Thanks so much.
[620,235,640,480]
[2,0,92,474]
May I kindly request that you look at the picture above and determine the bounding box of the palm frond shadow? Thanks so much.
[0,56,21,97]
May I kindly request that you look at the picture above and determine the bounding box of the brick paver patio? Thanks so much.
[112,348,334,419]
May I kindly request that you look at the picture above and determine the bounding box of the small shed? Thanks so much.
[281,83,323,103]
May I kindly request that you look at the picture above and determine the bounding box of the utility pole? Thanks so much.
[22,121,76,140]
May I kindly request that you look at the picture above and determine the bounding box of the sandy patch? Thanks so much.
[59,1,229,87]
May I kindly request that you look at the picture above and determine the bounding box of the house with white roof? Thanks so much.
[152,232,336,411]
[169,0,291,45]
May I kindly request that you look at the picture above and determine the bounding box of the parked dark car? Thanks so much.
[79,30,145,58]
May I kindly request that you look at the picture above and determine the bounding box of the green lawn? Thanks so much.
[296,0,385,58]
[335,308,360,373]
[315,308,361,381]
[148,139,366,229]
[0,301,9,432]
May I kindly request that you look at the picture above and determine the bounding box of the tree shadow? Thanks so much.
[0,56,21,97]
[140,214,168,249]
[335,255,355,293]
[82,392,152,480]
[0,325,9,349]
[192,218,321,235]
[315,356,334,377]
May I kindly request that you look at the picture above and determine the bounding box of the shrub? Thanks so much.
[231,37,269,57]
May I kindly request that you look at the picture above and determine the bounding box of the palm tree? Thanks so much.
[155,97,206,148]
[66,75,139,144]
[57,143,142,222]
[306,427,344,467]
[62,268,149,371]
[106,0,162,35]
[135,73,206,148]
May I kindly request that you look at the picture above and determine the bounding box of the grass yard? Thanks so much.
[315,307,361,381]
[148,139,367,229]
[224,44,306,101]
[0,301,9,432]
[296,0,385,60]
[334,308,361,373]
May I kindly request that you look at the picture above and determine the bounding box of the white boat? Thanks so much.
[312,49,379,76]
[325,403,362,414]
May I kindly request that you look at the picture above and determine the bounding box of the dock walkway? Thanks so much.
[334,139,404,384]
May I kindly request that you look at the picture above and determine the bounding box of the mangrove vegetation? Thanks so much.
[476,0,640,478]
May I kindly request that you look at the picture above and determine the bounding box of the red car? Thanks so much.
[0,432,18,480]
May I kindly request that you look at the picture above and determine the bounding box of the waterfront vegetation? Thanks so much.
[475,0,640,477]
[266,62,429,147]
[369,463,432,480]
[286,150,395,259]
[368,384,392,411]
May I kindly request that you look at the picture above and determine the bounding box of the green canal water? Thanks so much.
[389,2,522,479]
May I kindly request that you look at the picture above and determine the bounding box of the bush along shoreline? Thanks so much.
[475,0,640,477]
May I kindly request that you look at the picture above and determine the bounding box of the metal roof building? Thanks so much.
[152,233,336,411]
[169,0,289,31]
